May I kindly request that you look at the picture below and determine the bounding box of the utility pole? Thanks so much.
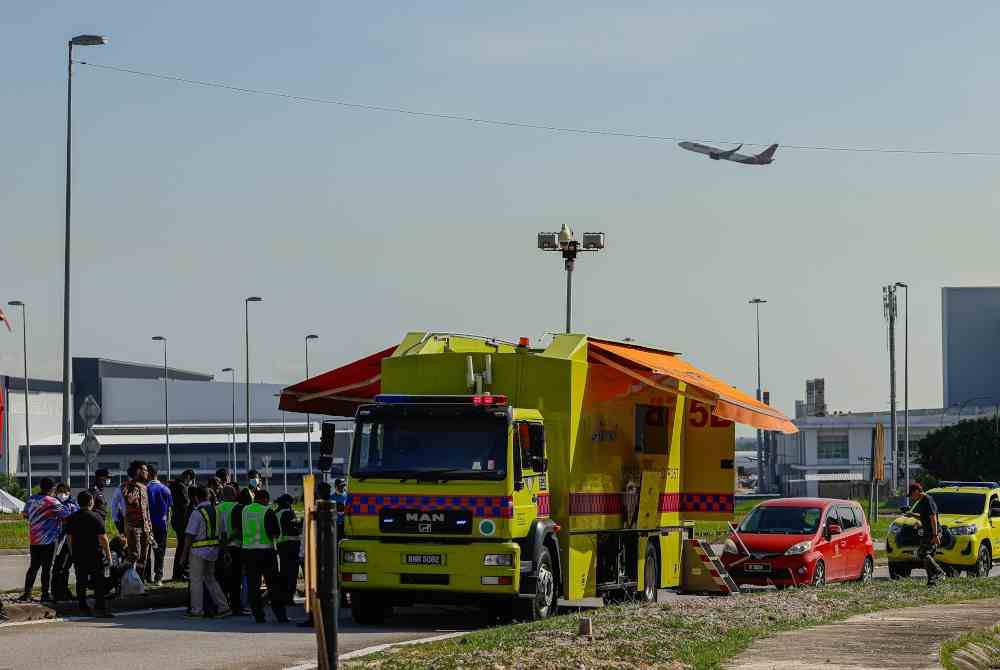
[883,285,898,493]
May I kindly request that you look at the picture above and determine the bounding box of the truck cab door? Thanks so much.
[514,422,550,521]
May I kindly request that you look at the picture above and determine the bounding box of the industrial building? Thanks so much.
[942,287,1000,409]
[1,358,353,494]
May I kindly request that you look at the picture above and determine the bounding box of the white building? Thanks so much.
[774,407,996,497]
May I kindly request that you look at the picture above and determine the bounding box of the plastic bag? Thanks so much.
[120,566,145,597]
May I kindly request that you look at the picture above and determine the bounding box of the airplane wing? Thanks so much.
[678,141,718,156]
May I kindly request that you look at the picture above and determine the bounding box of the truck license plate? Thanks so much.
[406,554,443,565]
[745,562,771,573]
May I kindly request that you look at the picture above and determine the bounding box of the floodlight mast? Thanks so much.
[537,225,605,333]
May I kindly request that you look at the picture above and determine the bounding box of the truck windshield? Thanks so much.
[739,506,822,534]
[927,492,985,515]
[350,416,508,481]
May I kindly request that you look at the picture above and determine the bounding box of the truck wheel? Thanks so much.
[641,542,659,603]
[519,546,556,621]
[888,563,911,580]
[351,593,386,626]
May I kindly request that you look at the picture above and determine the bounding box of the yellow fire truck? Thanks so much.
[279,332,794,623]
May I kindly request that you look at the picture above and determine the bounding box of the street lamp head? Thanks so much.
[222,367,234,372]
[306,334,319,341]
[152,335,166,342]
[246,296,262,303]
[70,34,108,46]
[558,223,574,247]
[895,282,908,288]
[749,298,767,305]
[7,300,24,306]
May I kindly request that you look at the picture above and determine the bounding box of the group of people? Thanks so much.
[21,462,310,623]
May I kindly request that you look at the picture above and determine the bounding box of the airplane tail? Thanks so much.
[756,143,779,161]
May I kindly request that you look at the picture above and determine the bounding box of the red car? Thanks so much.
[720,498,876,588]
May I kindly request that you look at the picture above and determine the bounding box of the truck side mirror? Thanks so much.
[991,507,1000,518]
[531,457,549,472]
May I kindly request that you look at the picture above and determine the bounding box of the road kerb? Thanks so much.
[283,630,473,669]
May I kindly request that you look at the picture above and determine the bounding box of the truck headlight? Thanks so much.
[785,540,813,556]
[723,539,739,555]
[950,524,978,536]
[342,550,368,564]
[483,554,514,566]
[888,522,901,534]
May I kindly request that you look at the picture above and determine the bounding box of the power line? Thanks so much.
[77,60,1000,158]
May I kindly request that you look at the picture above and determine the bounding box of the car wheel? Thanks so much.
[856,556,874,583]
[888,563,911,580]
[641,542,659,603]
[518,546,556,621]
[811,560,826,587]
[974,543,992,578]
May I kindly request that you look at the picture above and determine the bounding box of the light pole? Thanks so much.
[222,367,237,475]
[537,226,606,333]
[895,282,909,491]
[151,336,170,480]
[305,334,319,474]
[749,297,767,493]
[8,301,31,492]
[275,393,289,494]
[883,285,899,492]
[60,34,108,485]
[245,296,262,480]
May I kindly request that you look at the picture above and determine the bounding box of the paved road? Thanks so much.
[0,603,481,670]
[726,599,1000,669]
[0,549,177,591]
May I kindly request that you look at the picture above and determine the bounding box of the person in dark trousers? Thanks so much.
[233,489,288,623]
[907,482,945,586]
[50,482,79,602]
[121,461,153,577]
[168,469,196,581]
[274,494,302,603]
[87,468,112,522]
[20,477,70,603]
[216,486,246,614]
[66,491,114,617]
[145,464,173,586]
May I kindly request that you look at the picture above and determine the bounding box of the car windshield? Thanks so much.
[927,492,986,516]
[350,416,508,481]
[739,506,822,534]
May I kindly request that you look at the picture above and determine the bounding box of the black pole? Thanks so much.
[315,500,338,669]
[60,41,74,486]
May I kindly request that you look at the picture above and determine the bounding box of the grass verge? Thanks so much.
[940,623,1000,670]
[345,577,1000,670]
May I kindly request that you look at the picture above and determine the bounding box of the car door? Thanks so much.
[826,506,850,580]
[817,506,843,580]
[988,494,1000,559]
[836,504,863,579]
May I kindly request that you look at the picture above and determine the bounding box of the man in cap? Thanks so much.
[88,468,112,522]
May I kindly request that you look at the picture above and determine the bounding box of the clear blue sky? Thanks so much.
[4,3,1000,431]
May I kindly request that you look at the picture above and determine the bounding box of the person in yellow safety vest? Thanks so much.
[231,489,289,623]
[215,486,246,615]
[180,486,230,619]
[274,494,302,606]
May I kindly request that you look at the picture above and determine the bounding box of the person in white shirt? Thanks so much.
[179,486,229,618]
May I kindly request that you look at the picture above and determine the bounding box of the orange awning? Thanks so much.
[587,338,797,434]
[278,345,396,417]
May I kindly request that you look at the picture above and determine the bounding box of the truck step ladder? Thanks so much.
[681,538,738,595]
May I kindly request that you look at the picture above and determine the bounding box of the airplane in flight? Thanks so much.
[678,141,779,165]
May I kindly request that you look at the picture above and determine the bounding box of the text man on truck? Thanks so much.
[279,332,795,624]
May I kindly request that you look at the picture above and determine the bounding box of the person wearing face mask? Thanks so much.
[50,483,80,602]
[88,468,112,523]
[168,469,196,581]
[247,470,262,493]
[20,478,71,603]
[121,461,153,577]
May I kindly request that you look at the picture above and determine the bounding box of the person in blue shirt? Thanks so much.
[332,478,349,539]
[145,464,173,586]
